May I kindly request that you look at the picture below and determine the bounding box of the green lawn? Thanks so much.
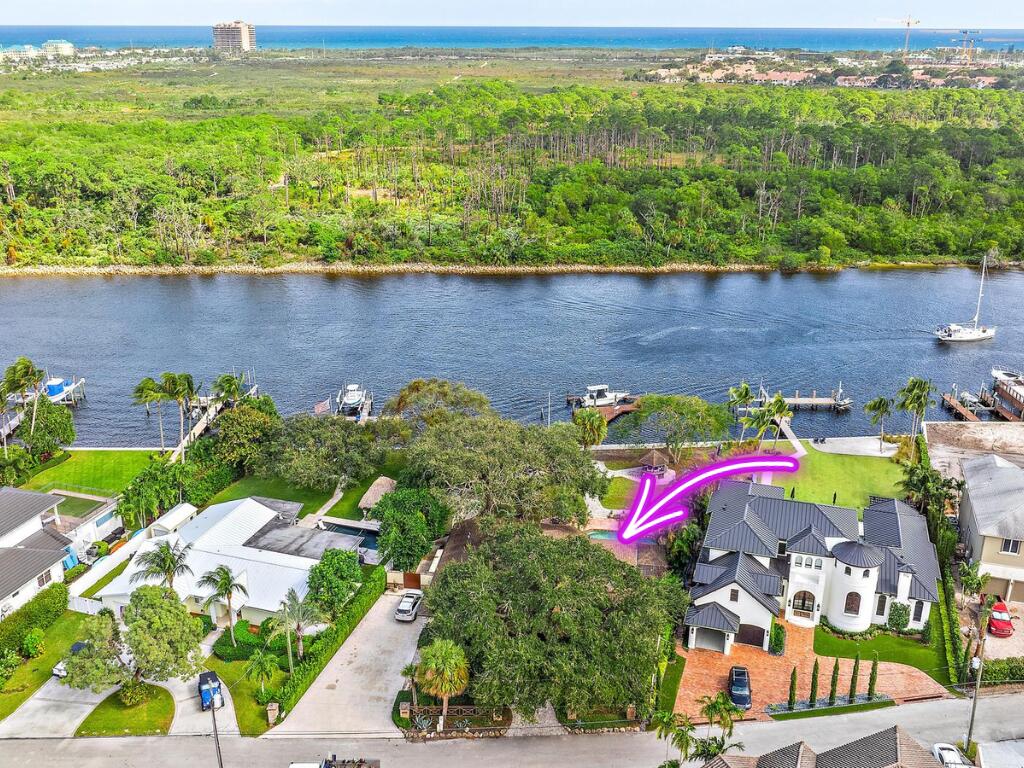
[23,450,154,497]
[0,612,88,721]
[75,683,174,736]
[770,699,895,720]
[772,443,904,511]
[322,452,408,520]
[813,627,950,687]
[205,656,287,736]
[52,495,103,518]
[657,657,685,714]
[206,476,333,517]
[601,477,639,510]
[601,458,642,471]
[81,560,129,599]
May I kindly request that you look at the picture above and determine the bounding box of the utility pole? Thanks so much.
[965,620,988,749]
[211,699,225,768]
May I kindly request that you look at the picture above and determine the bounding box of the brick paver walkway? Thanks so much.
[675,621,949,722]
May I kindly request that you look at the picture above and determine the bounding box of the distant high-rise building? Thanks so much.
[42,39,75,56]
[212,21,256,53]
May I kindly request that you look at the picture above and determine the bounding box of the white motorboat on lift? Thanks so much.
[576,385,630,408]
[337,384,372,419]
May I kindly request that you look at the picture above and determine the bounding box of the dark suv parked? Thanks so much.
[728,666,752,710]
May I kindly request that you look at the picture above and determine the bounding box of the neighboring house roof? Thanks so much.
[0,526,70,600]
[691,550,782,615]
[703,726,939,768]
[684,602,740,633]
[358,476,397,510]
[97,497,339,614]
[0,487,62,539]
[864,498,941,603]
[961,455,1024,539]
[831,540,885,569]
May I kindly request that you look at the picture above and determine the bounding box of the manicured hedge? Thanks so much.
[981,656,1024,684]
[0,583,69,655]
[936,577,962,685]
[275,566,386,715]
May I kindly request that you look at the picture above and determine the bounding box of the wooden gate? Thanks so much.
[403,572,421,589]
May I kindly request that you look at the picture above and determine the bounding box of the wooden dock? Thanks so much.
[594,402,639,423]
[169,381,259,462]
[941,393,981,422]
[979,388,1022,423]
[753,384,852,412]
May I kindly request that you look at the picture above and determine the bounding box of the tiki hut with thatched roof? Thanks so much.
[358,476,397,514]
[640,449,670,473]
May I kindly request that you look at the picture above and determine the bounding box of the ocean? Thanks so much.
[1,26,1022,53]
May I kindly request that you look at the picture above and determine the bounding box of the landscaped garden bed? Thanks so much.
[813,625,950,686]
[74,683,174,736]
[770,698,895,720]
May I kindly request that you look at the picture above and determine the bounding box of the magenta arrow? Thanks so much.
[617,455,800,543]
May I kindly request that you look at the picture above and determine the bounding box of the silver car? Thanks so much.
[394,590,424,622]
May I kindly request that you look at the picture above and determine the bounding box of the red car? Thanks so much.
[988,601,1014,637]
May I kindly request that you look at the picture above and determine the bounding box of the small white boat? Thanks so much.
[337,384,372,419]
[577,385,630,408]
[935,251,996,343]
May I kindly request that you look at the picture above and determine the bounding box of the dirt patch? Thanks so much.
[923,422,1024,480]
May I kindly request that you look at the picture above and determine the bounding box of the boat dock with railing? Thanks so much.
[748,383,852,411]
[2,375,87,440]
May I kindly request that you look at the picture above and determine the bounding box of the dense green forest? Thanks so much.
[1,57,1023,270]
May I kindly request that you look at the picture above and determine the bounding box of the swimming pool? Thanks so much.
[587,529,655,545]
[323,523,379,550]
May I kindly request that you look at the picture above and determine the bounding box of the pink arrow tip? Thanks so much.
[616,455,800,544]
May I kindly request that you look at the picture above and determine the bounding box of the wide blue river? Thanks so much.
[2,26,1022,52]
[2,268,1022,446]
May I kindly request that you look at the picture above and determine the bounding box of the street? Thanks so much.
[2,693,1023,768]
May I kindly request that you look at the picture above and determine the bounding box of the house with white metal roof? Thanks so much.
[959,454,1024,602]
[685,481,939,655]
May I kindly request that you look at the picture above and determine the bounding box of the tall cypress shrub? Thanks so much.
[808,659,820,708]
[788,666,798,711]
[848,651,861,703]
[868,653,879,699]
[829,658,840,706]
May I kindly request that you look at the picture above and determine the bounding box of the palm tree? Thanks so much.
[697,692,723,737]
[244,649,279,694]
[572,407,608,449]
[768,393,793,451]
[130,540,193,590]
[198,565,249,646]
[416,639,470,722]
[0,389,9,459]
[212,373,245,407]
[4,357,44,435]
[652,710,680,760]
[958,560,992,609]
[669,714,696,764]
[268,615,295,676]
[727,381,756,442]
[133,377,168,452]
[864,396,893,452]
[897,377,936,459]
[275,588,324,662]
[401,662,420,707]
[692,735,745,761]
[742,406,774,448]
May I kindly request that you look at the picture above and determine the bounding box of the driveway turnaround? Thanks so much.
[267,591,423,738]
[0,678,111,738]
[163,675,240,736]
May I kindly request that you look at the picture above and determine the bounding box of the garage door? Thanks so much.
[985,578,1009,602]
[736,624,765,647]
[693,628,727,652]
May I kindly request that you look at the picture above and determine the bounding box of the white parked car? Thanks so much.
[932,743,967,767]
[394,590,424,622]
[52,642,87,678]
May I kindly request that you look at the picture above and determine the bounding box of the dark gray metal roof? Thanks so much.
[691,551,781,615]
[20,527,72,550]
[244,521,364,559]
[0,487,63,540]
[0,545,67,599]
[831,540,885,568]
[864,498,940,603]
[787,525,830,557]
[685,602,740,633]
[756,742,816,768]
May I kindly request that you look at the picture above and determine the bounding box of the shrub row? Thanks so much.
[275,566,387,715]
[935,577,962,684]
[0,583,68,655]
[981,656,1024,684]
[63,564,89,584]
[819,614,922,641]
[212,617,289,662]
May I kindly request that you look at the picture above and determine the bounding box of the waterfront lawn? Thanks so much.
[770,699,895,721]
[205,656,287,736]
[75,683,174,737]
[206,476,333,517]
[0,612,87,721]
[322,452,408,520]
[23,450,154,497]
[772,443,903,511]
[81,560,129,599]
[812,627,950,687]
[601,477,639,510]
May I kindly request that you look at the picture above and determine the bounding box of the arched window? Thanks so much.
[792,591,815,612]
[844,592,861,615]
[805,559,813,568]
[863,569,870,578]
[795,555,803,567]
[844,566,852,576]
[814,558,823,569]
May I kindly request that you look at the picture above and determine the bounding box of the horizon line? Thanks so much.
[2,24,1023,31]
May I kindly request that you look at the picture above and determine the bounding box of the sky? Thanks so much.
[4,1,1021,28]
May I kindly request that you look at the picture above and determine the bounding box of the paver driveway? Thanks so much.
[0,677,112,738]
[267,591,423,738]
[676,621,948,721]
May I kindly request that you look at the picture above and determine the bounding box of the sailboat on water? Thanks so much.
[934,250,997,343]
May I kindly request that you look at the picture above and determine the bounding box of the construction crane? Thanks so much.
[878,15,921,61]
[955,29,982,64]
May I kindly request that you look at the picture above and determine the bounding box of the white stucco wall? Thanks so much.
[824,559,880,632]
[693,583,774,650]
[2,560,63,615]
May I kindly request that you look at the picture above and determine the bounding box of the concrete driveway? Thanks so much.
[0,677,112,738]
[163,675,240,736]
[267,591,423,738]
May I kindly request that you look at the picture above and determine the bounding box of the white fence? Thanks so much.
[68,532,148,598]
[68,596,104,615]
